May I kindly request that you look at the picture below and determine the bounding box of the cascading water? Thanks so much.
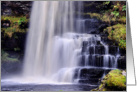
[21,1,120,84]
[23,1,82,83]
[1,1,127,91]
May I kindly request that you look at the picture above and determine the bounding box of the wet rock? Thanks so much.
[117,56,126,69]
[108,46,118,55]
[95,45,105,54]
[98,24,109,32]
[82,14,91,19]
[84,18,102,33]
[1,20,11,28]
[82,41,88,47]
[88,29,98,34]
[74,68,111,85]
[19,22,29,29]
[1,32,27,52]
[1,1,32,16]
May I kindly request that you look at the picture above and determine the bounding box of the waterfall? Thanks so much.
[22,1,121,84]
[23,1,83,83]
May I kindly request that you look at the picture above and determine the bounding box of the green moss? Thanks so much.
[92,69,126,91]
[86,13,101,20]
[104,24,126,49]
[1,16,28,38]
[85,13,117,24]
[106,70,126,89]
[1,50,19,62]
[118,16,126,24]
[1,16,29,24]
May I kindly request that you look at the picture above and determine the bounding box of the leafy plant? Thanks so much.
[119,39,126,49]
[1,50,19,62]
[111,11,119,17]
[122,5,126,11]
[18,17,27,25]
[113,5,119,10]
[104,1,110,5]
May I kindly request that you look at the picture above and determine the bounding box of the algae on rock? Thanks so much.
[92,69,126,91]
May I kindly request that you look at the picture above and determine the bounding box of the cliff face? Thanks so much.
[1,1,32,16]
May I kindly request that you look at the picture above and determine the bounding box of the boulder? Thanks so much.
[92,69,126,91]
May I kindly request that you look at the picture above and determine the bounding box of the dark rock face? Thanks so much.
[109,46,118,55]
[1,32,27,52]
[83,1,112,13]
[73,68,111,85]
[98,24,109,32]
[79,18,109,35]
[19,22,29,29]
[117,56,126,69]
[85,18,102,34]
[1,20,11,28]
[1,1,32,16]
[75,17,126,85]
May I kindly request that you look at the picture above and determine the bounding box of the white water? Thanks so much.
[1,1,121,85]
[22,1,86,83]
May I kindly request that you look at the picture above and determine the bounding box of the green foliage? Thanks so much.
[1,16,28,38]
[105,24,126,49]
[103,1,110,5]
[113,5,119,11]
[1,16,28,24]
[1,50,19,62]
[111,11,119,17]
[18,17,27,25]
[118,16,126,24]
[119,40,126,49]
[14,47,20,51]
[122,5,126,11]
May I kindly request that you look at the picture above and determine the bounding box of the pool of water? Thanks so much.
[1,82,98,91]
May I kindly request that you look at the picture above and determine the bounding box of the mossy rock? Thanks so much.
[118,16,126,24]
[1,16,29,38]
[92,69,126,91]
[1,50,19,62]
[104,24,126,49]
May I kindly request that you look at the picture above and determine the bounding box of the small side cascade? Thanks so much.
[73,33,121,84]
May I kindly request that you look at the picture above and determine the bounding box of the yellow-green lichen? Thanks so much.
[1,16,29,38]
[92,69,126,91]
[104,24,126,49]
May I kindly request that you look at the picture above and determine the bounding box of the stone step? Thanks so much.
[73,68,111,84]
[78,54,104,67]
[74,18,102,33]
[74,68,111,79]
[109,46,119,55]
[117,56,126,69]
[78,54,117,68]
[78,79,100,85]
[86,45,119,55]
[88,45,105,54]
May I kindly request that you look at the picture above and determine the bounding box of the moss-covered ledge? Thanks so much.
[92,69,126,91]
[104,24,126,49]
